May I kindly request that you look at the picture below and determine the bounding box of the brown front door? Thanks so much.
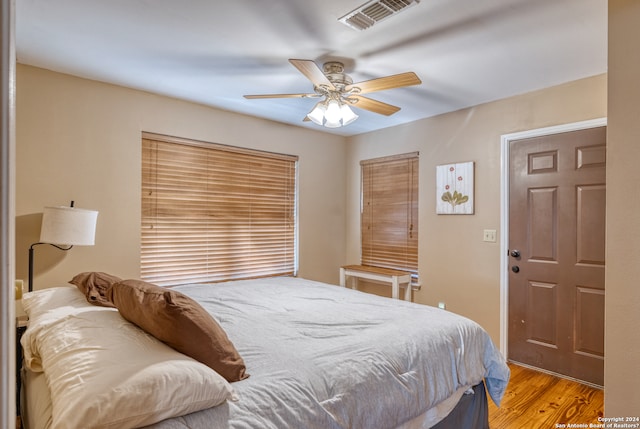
[508,126,606,386]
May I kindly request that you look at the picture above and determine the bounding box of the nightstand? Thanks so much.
[16,316,28,424]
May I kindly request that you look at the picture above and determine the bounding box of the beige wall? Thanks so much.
[15,65,347,290]
[605,0,640,416]
[345,74,607,346]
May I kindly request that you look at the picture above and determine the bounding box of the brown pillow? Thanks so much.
[106,279,248,382]
[69,272,122,308]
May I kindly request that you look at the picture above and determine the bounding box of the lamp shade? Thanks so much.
[340,103,359,125]
[307,101,326,125]
[40,206,98,246]
[324,99,342,124]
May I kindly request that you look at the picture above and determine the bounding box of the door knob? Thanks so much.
[510,250,520,258]
[511,266,520,273]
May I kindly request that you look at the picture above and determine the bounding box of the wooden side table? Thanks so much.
[340,264,413,301]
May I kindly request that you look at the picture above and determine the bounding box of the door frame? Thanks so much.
[499,117,607,358]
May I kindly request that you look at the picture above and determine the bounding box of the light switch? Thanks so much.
[483,229,497,242]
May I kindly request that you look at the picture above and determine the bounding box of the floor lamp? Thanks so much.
[28,203,98,292]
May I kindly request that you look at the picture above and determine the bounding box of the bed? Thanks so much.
[19,276,510,429]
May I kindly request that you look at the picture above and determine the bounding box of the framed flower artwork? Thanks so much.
[436,161,474,214]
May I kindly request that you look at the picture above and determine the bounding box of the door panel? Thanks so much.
[526,281,558,347]
[576,185,606,264]
[508,126,606,386]
[575,286,605,358]
[528,187,558,261]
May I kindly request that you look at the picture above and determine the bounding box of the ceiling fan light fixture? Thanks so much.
[245,58,419,129]
[307,97,360,128]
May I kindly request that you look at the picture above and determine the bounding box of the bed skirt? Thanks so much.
[431,381,488,429]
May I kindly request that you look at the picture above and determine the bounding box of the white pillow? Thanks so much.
[21,287,238,429]
[22,286,113,372]
[22,286,93,322]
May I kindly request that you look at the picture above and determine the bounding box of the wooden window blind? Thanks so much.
[361,152,418,276]
[141,133,298,286]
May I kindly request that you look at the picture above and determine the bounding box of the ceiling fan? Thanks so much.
[243,59,422,128]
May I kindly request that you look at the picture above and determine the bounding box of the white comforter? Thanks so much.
[144,277,509,429]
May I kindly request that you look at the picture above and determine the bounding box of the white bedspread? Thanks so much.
[144,277,509,429]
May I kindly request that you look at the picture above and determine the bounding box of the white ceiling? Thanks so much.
[16,0,607,136]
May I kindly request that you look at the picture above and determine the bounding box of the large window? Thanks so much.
[141,133,298,286]
[361,152,418,277]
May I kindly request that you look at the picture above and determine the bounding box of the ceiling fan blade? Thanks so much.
[346,72,421,94]
[348,95,401,116]
[289,59,336,90]
[243,93,317,99]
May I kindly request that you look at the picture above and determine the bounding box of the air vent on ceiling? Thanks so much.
[338,0,420,31]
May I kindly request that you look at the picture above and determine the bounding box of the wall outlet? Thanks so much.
[438,302,446,310]
[483,229,497,242]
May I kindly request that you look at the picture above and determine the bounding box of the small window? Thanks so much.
[141,133,298,286]
[360,152,418,277]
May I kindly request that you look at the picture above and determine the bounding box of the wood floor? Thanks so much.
[489,363,604,429]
